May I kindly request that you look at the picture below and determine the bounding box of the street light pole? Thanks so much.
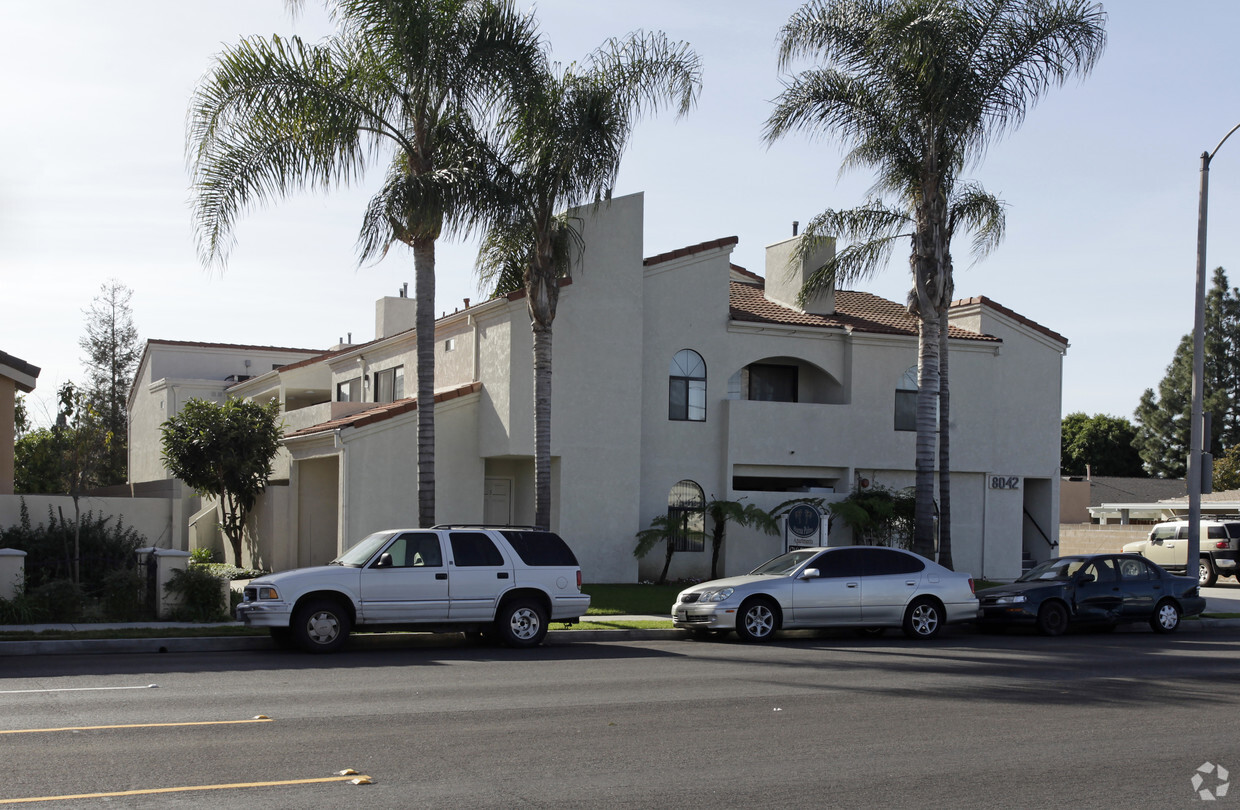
[1189,122,1240,585]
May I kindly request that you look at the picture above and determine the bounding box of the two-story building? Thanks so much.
[127,192,1067,581]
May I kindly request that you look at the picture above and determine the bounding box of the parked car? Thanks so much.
[1121,517,1240,586]
[977,553,1205,636]
[671,546,978,642]
[236,526,590,652]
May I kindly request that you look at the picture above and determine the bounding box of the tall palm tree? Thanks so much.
[765,0,1105,561]
[476,32,701,530]
[188,0,539,528]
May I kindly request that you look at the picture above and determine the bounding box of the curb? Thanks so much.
[3,620,1237,657]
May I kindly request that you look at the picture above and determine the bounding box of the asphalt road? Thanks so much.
[2,628,1239,809]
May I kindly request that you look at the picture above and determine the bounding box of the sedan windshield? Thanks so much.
[1018,558,1088,582]
[331,531,397,567]
[750,550,819,577]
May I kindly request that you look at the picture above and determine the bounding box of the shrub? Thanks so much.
[189,547,217,565]
[0,585,41,624]
[28,578,85,623]
[164,567,227,622]
[100,568,147,621]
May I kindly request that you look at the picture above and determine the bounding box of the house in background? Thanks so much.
[125,192,1068,581]
[0,350,40,495]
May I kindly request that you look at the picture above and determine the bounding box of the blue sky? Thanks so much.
[3,1,1239,427]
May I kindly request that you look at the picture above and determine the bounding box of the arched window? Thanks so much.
[668,480,705,552]
[895,366,917,432]
[669,349,706,422]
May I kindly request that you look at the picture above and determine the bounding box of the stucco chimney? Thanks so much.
[375,295,417,339]
[763,234,836,315]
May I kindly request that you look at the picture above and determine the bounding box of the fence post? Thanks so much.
[0,549,25,601]
[135,547,191,619]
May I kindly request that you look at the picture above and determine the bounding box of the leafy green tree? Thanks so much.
[79,278,140,486]
[1213,445,1240,492]
[1060,412,1145,478]
[1134,267,1237,477]
[828,485,915,548]
[477,31,700,530]
[764,0,1106,567]
[704,497,780,580]
[188,0,539,528]
[14,394,29,438]
[160,398,282,566]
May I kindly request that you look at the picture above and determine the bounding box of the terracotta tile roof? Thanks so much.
[283,381,482,439]
[146,338,324,354]
[644,236,739,267]
[729,281,996,341]
[730,263,763,283]
[950,295,1068,345]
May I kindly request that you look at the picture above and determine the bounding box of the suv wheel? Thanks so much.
[1199,557,1218,587]
[292,598,352,653]
[496,599,548,648]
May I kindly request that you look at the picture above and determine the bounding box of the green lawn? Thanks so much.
[582,583,683,616]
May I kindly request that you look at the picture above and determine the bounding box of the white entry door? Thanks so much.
[484,478,512,525]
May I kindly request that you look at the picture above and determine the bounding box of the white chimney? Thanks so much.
[764,234,836,315]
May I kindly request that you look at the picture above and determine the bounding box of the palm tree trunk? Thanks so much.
[937,305,953,570]
[531,320,553,530]
[913,314,940,559]
[414,237,437,528]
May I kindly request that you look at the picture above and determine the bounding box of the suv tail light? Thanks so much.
[577,570,582,590]
[1217,541,1230,549]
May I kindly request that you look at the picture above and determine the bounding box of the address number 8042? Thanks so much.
[990,476,1020,490]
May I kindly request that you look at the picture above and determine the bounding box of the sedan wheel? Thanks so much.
[736,598,778,643]
[1036,601,1069,637]
[1151,599,1181,634]
[902,598,943,640]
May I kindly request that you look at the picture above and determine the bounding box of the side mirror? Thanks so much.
[800,568,821,580]
[1076,573,1095,585]
[373,552,393,569]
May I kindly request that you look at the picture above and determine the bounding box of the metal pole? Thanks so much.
[1187,151,1209,584]
[1189,123,1240,585]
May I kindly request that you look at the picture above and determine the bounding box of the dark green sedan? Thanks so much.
[977,554,1206,636]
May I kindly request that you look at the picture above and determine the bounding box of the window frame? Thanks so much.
[668,349,707,422]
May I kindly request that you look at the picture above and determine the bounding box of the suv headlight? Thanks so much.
[993,595,1026,604]
[697,587,734,603]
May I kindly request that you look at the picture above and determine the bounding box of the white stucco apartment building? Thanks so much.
[127,192,1067,582]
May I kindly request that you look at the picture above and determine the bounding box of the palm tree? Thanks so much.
[764,0,1106,562]
[704,497,780,580]
[476,32,701,530]
[187,0,539,528]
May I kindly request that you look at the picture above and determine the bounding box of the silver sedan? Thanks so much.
[672,546,979,641]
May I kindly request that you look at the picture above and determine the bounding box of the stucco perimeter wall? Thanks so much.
[1057,524,1148,556]
[0,493,183,550]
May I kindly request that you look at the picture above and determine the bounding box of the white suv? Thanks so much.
[1122,517,1240,586]
[236,526,591,652]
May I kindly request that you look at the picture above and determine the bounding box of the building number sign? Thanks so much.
[990,475,1021,491]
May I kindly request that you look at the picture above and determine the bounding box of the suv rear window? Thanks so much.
[500,531,580,566]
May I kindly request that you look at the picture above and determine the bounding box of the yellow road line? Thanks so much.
[0,775,364,804]
[0,718,274,735]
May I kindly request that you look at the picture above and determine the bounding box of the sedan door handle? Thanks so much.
[497,572,509,579]
[906,580,917,586]
[846,582,858,588]
[435,573,447,580]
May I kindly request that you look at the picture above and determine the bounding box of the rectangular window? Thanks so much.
[669,378,706,421]
[374,366,405,403]
[336,377,361,403]
[445,338,456,352]
[748,364,798,402]
[894,390,917,431]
